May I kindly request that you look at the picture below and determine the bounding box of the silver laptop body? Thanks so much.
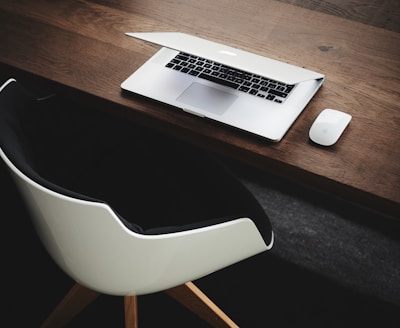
[121,32,324,141]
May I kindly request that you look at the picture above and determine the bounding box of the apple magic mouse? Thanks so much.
[309,108,352,146]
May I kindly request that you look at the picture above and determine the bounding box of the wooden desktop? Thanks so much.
[0,0,399,217]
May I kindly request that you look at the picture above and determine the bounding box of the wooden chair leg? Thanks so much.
[124,295,139,328]
[164,281,239,328]
[41,282,100,328]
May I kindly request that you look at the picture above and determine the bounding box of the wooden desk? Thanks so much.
[0,0,399,217]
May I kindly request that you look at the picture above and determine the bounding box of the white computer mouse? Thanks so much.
[309,108,352,146]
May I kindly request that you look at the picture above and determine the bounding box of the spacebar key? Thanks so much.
[198,73,240,89]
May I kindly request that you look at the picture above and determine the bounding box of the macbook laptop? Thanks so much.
[121,32,324,142]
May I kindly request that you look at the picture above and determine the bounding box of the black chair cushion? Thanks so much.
[0,78,272,242]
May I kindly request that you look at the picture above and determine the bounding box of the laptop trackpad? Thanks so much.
[177,82,237,115]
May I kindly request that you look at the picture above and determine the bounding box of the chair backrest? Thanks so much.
[0,78,272,296]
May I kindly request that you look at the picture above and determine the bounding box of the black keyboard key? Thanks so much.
[199,73,240,89]
[269,89,288,98]
[189,70,200,76]
[285,85,295,93]
[239,86,250,92]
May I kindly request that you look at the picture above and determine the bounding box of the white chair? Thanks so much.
[0,78,273,327]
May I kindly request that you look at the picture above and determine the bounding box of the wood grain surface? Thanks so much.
[276,0,400,32]
[0,0,399,217]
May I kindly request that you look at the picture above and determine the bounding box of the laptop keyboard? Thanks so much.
[165,52,296,104]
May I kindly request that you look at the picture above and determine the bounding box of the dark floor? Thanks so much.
[5,232,400,328]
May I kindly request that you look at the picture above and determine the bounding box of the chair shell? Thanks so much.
[2,151,271,295]
[0,78,273,326]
